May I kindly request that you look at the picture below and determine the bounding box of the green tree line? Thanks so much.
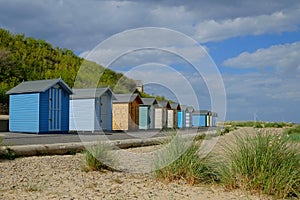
[0,28,137,110]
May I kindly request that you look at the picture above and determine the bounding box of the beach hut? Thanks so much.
[210,112,218,127]
[155,100,171,129]
[169,103,180,128]
[192,110,210,127]
[185,106,194,128]
[113,94,143,131]
[69,88,115,132]
[177,105,187,128]
[6,78,72,133]
[139,98,158,130]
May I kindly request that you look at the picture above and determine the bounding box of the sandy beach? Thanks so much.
[0,128,277,200]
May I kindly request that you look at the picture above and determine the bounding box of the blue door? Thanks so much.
[178,111,183,128]
[139,106,149,130]
[49,85,62,131]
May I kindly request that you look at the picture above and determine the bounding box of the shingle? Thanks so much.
[6,78,72,95]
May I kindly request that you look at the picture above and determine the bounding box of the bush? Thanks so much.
[224,121,293,128]
[217,131,300,198]
[81,142,116,172]
[217,126,236,136]
[284,125,300,142]
[154,132,217,185]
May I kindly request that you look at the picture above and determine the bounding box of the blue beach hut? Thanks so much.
[192,110,210,127]
[6,78,72,133]
[177,105,187,128]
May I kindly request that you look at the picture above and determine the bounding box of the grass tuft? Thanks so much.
[217,131,300,198]
[154,131,217,185]
[217,126,237,136]
[81,142,116,172]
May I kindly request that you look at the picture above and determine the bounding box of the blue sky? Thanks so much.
[0,0,299,122]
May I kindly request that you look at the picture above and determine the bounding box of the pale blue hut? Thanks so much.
[69,88,115,132]
[139,98,158,130]
[210,112,218,127]
[6,78,72,133]
[192,110,210,127]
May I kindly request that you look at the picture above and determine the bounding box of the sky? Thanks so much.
[0,0,299,122]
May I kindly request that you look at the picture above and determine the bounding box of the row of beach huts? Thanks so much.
[6,78,217,134]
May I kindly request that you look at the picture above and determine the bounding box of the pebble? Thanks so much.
[0,149,272,200]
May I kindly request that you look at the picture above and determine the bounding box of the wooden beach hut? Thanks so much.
[69,88,115,132]
[169,103,180,128]
[113,94,143,131]
[139,98,158,130]
[6,78,72,133]
[155,100,171,129]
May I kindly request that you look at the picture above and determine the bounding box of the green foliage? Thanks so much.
[217,132,300,198]
[0,28,137,108]
[217,126,237,136]
[154,132,217,185]
[284,125,300,142]
[81,142,116,172]
[224,121,293,128]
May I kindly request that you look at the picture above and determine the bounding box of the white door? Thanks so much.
[100,95,108,130]
[155,109,162,129]
[49,85,62,131]
[167,110,174,128]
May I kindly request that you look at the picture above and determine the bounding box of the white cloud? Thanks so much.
[223,42,300,75]
[194,9,300,42]
[1,0,300,50]
[223,72,300,122]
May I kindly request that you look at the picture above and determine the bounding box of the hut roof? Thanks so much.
[114,94,143,104]
[186,106,195,112]
[6,78,72,95]
[141,98,158,106]
[71,87,115,99]
[157,100,171,109]
[170,103,181,110]
[193,110,211,115]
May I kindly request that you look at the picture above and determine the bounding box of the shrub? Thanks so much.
[217,131,300,198]
[217,126,236,136]
[224,121,293,128]
[154,132,217,185]
[81,142,116,172]
[284,125,300,142]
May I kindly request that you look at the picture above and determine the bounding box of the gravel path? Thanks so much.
[0,128,276,200]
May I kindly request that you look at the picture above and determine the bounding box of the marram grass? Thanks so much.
[81,142,116,172]
[217,131,300,198]
[154,132,217,185]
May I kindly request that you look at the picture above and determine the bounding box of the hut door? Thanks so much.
[100,95,108,130]
[49,85,62,131]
